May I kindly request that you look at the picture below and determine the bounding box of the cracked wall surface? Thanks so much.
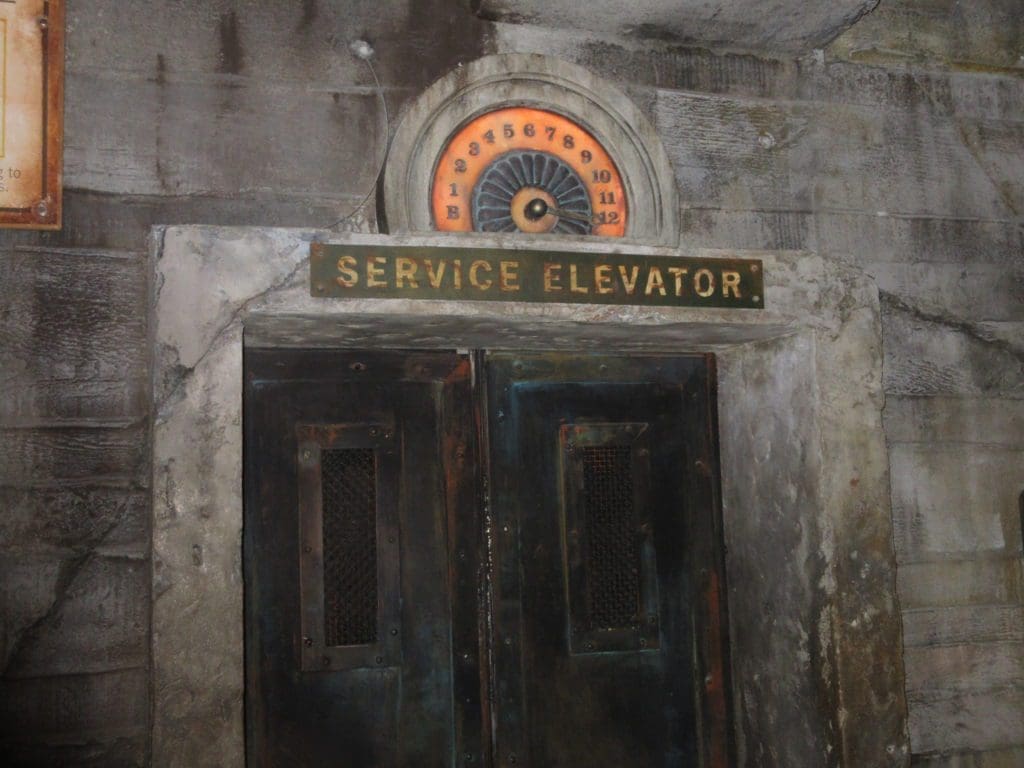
[1,0,1022,766]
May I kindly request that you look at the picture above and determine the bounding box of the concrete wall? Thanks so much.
[0,1,1020,765]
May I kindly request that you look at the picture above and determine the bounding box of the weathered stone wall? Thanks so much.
[0,1,1020,765]
[494,7,1024,764]
[0,2,487,765]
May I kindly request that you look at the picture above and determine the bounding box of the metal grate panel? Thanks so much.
[321,448,378,646]
[581,446,641,629]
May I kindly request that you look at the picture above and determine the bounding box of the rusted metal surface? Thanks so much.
[0,0,63,229]
[310,242,765,309]
[485,352,733,767]
[244,347,732,766]
[244,348,482,767]
[690,354,736,768]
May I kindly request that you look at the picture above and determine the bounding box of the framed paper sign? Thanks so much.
[0,0,63,229]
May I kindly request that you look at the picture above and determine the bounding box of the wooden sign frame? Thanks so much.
[0,0,63,230]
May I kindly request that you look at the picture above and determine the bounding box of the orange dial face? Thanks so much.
[431,107,628,237]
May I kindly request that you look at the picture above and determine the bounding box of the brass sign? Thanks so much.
[0,0,63,229]
[310,244,764,309]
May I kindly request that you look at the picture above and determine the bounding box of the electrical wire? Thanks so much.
[326,44,391,231]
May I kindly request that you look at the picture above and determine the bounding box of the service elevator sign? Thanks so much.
[0,0,63,229]
[310,243,764,309]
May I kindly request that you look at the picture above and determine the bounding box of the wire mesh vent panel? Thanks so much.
[581,446,642,630]
[321,448,378,646]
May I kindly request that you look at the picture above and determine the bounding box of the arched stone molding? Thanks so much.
[382,54,680,247]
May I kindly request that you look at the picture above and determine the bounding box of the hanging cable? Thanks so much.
[326,39,391,231]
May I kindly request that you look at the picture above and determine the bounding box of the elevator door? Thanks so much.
[244,348,730,768]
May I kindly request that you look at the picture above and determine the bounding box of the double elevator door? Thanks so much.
[244,349,731,768]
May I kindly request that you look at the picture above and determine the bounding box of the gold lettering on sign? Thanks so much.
[694,268,715,298]
[544,263,563,292]
[618,265,640,295]
[569,264,589,294]
[424,259,446,288]
[722,270,742,298]
[499,261,520,292]
[366,256,387,288]
[336,255,358,287]
[317,245,764,308]
[395,257,419,288]
[469,260,492,290]
[667,267,689,296]
[644,267,667,296]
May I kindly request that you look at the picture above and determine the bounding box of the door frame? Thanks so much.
[241,347,733,767]
[480,351,733,768]
[151,228,907,768]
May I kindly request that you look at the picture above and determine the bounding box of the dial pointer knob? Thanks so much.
[524,198,594,224]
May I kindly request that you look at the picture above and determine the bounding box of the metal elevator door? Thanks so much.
[243,348,731,768]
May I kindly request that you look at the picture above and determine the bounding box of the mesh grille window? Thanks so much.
[581,446,642,629]
[321,448,378,646]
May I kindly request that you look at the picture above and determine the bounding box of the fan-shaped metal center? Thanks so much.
[471,150,593,235]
